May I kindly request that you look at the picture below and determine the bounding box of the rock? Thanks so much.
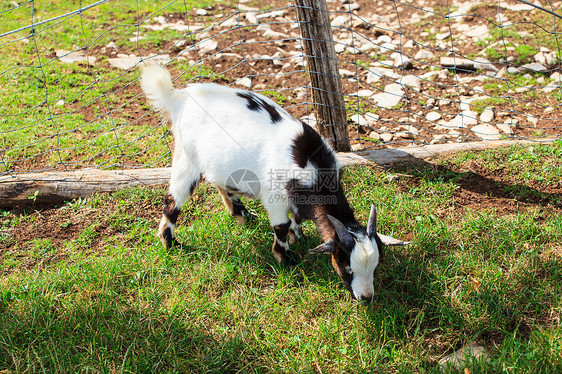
[550,71,562,83]
[380,132,394,142]
[364,113,380,125]
[480,107,494,123]
[197,39,218,54]
[256,10,286,19]
[426,111,442,122]
[465,25,490,39]
[234,77,252,88]
[445,110,478,128]
[497,122,513,134]
[331,15,349,27]
[263,29,290,39]
[435,32,450,40]
[356,89,374,97]
[376,35,392,44]
[391,52,413,69]
[196,8,208,16]
[245,12,259,24]
[343,3,360,11]
[106,41,118,49]
[430,135,448,144]
[473,57,498,72]
[471,124,501,140]
[256,24,271,31]
[399,75,421,89]
[350,114,368,127]
[56,50,97,65]
[371,84,405,109]
[301,114,317,126]
[521,62,547,73]
[414,49,435,60]
[351,143,363,151]
[339,69,355,77]
[55,100,65,106]
[369,131,380,140]
[507,66,520,74]
[438,345,490,370]
[366,67,400,84]
[440,57,475,71]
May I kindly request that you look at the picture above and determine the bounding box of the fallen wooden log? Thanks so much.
[1,138,556,207]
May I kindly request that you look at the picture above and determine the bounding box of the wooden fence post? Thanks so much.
[295,0,350,152]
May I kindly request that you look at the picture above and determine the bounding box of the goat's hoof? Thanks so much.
[160,229,178,249]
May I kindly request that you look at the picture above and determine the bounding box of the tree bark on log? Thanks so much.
[295,0,350,152]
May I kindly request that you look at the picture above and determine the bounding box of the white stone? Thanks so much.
[263,29,289,39]
[256,9,286,19]
[56,50,97,65]
[234,77,252,88]
[521,62,547,73]
[414,49,435,60]
[371,84,404,109]
[497,123,513,134]
[445,110,478,128]
[331,15,349,27]
[440,57,474,70]
[380,132,394,142]
[474,57,498,72]
[480,107,494,123]
[439,345,490,370]
[364,113,380,125]
[399,75,421,89]
[507,66,520,74]
[339,69,355,77]
[356,90,374,97]
[55,100,65,106]
[106,41,118,49]
[471,124,501,140]
[391,53,413,69]
[426,111,442,121]
[196,9,208,16]
[369,131,380,140]
[343,3,360,11]
[435,32,451,40]
[245,12,259,24]
[350,114,368,126]
[550,71,562,83]
[197,39,218,54]
[351,143,363,151]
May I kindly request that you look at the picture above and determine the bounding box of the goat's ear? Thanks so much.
[327,215,355,252]
[309,239,336,255]
[367,204,377,239]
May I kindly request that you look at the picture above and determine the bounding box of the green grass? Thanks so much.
[0,1,222,172]
[1,143,561,372]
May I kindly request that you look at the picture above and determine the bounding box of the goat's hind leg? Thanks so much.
[217,186,255,225]
[159,152,200,249]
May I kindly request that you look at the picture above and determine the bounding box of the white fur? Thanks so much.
[349,236,380,300]
[141,64,315,227]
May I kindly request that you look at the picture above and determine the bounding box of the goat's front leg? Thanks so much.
[272,221,299,266]
[288,211,303,245]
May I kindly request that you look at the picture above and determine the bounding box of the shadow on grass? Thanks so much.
[390,159,562,208]
[0,297,259,372]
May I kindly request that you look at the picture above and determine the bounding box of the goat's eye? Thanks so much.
[345,266,353,274]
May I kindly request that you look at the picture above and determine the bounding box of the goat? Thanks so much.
[141,64,401,304]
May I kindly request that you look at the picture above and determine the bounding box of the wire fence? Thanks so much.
[1,0,561,176]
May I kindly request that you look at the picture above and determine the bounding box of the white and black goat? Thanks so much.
[141,64,399,304]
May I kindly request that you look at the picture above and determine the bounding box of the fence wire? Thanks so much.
[0,0,561,175]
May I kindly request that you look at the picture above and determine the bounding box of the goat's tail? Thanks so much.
[140,63,175,116]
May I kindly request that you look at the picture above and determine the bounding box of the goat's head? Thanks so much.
[309,205,382,305]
